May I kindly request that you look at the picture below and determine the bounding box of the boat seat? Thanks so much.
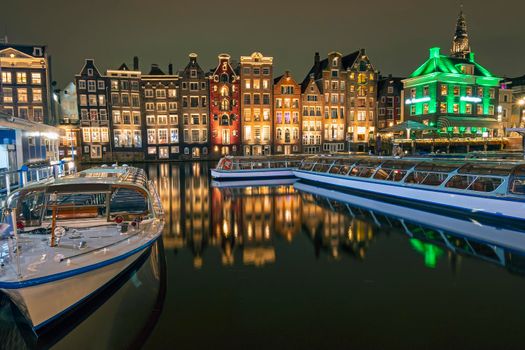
[56,207,100,220]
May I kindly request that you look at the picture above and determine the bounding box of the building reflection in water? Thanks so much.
[146,163,525,277]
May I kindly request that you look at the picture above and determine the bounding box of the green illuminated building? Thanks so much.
[402,10,502,137]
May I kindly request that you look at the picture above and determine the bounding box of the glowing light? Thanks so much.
[460,96,482,103]
[405,97,431,104]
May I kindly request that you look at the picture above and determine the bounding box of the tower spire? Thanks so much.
[451,6,471,58]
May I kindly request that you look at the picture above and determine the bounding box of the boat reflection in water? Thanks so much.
[0,239,166,349]
[201,176,525,274]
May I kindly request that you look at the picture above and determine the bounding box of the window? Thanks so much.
[157,115,167,125]
[2,87,12,102]
[488,105,495,115]
[89,109,98,121]
[81,109,89,120]
[88,80,96,92]
[99,109,108,120]
[466,104,472,114]
[19,107,28,119]
[31,73,42,85]
[387,86,394,94]
[190,69,197,78]
[263,94,270,105]
[489,89,495,99]
[168,89,176,98]
[146,115,156,125]
[423,103,429,114]
[83,128,91,143]
[453,86,460,96]
[453,103,459,114]
[111,80,119,91]
[111,93,120,105]
[88,95,97,106]
[169,114,178,124]
[357,111,366,121]
[170,129,179,143]
[190,97,199,107]
[190,82,199,91]
[98,94,106,106]
[262,67,270,75]
[112,111,121,124]
[2,71,12,84]
[156,89,166,98]
[168,102,177,110]
[262,80,269,89]
[158,129,168,144]
[121,80,130,90]
[17,88,28,102]
[148,129,156,144]
[440,102,447,113]
[331,70,338,78]
[145,89,154,98]
[477,87,484,97]
[97,81,105,90]
[132,112,140,125]
[202,96,207,107]
[145,102,154,111]
[33,107,43,121]
[423,86,429,96]
[477,104,483,115]
[132,94,140,107]
[121,93,130,106]
[466,86,472,96]
[16,72,27,84]
[122,111,131,124]
[253,68,260,75]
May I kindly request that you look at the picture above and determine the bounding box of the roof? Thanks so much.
[148,64,165,75]
[377,76,404,92]
[0,43,46,57]
[301,50,360,92]
[409,48,495,78]
[118,63,130,71]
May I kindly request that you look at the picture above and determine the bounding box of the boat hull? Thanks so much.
[293,170,525,221]
[210,168,295,180]
[1,242,155,332]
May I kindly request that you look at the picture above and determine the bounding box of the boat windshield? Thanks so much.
[373,160,417,181]
[8,185,149,229]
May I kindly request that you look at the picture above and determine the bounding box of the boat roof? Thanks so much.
[303,155,525,177]
[16,166,149,194]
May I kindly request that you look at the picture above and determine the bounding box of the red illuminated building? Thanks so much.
[209,54,241,156]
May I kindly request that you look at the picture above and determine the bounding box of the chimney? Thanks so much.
[168,63,173,75]
[314,52,320,65]
[133,56,139,71]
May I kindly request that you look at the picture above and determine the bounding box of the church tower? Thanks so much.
[450,7,471,58]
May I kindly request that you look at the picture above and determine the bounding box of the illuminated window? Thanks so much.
[440,84,448,96]
[33,107,43,121]
[17,88,28,102]
[453,86,460,96]
[88,95,97,106]
[16,72,27,84]
[440,102,447,113]
[245,80,251,89]
[358,73,367,84]
[156,89,166,98]
[168,89,176,98]
[2,87,12,102]
[111,80,119,91]
[423,103,429,114]
[31,73,41,85]
[477,87,483,97]
[410,89,416,98]
[453,103,459,113]
[147,129,156,144]
[158,115,168,125]
[423,86,429,96]
[2,71,12,84]
[98,95,106,106]
[488,105,495,115]
[466,104,472,114]
[477,104,483,114]
[466,86,472,96]
[489,89,495,99]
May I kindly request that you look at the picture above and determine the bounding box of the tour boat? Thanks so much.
[210,155,305,180]
[293,156,525,221]
[0,165,164,334]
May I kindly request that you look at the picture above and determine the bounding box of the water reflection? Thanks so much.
[146,162,525,275]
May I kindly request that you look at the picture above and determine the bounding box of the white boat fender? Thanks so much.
[54,254,65,263]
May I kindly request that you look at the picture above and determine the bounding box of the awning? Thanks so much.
[380,120,436,133]
[438,116,500,129]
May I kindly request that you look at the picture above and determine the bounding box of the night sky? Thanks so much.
[3,0,525,87]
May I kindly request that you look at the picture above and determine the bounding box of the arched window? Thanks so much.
[221,114,229,126]
[292,128,298,140]
[221,99,229,111]
[277,128,282,140]
[358,73,367,84]
[285,128,291,142]
[220,73,229,83]
[220,86,229,97]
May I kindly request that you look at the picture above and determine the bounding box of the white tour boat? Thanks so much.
[211,155,305,180]
[0,165,164,333]
[293,156,525,221]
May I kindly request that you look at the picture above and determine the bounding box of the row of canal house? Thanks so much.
[76,50,380,162]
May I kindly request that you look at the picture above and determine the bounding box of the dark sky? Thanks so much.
[3,0,525,87]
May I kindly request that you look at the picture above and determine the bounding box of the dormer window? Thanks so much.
[87,68,93,76]
[332,58,338,67]
[33,47,42,57]
[458,64,474,75]
[190,69,197,78]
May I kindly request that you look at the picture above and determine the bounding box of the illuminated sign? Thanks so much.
[460,96,482,103]
[405,96,431,104]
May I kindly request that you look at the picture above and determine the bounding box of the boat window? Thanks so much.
[269,161,286,168]
[15,190,46,227]
[349,160,382,178]
[239,162,252,170]
[459,163,515,176]
[252,162,269,169]
[415,162,462,173]
[110,187,148,214]
[510,177,525,195]
[313,159,334,173]
[44,192,108,221]
[445,175,476,190]
[299,161,315,171]
[468,177,503,192]
[405,172,447,186]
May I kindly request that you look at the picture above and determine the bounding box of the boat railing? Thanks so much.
[217,157,304,171]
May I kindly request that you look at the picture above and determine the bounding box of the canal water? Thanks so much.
[1,161,525,349]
